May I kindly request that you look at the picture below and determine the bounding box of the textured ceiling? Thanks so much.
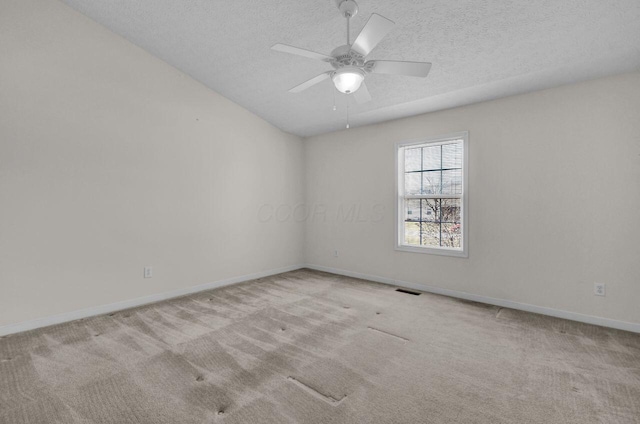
[60,0,640,137]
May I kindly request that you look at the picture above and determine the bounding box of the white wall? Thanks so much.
[304,72,640,326]
[0,0,304,327]
[2,0,639,332]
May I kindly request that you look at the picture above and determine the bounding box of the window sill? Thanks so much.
[395,244,468,258]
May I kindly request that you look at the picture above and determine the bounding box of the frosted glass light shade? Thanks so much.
[332,68,365,94]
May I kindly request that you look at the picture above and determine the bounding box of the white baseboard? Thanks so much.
[3,263,638,337]
[305,264,640,334]
[0,264,305,337]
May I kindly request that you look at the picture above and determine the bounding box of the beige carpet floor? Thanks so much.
[1,269,639,423]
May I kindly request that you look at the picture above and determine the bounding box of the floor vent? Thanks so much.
[395,288,421,296]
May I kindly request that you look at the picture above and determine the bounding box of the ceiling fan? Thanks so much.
[271,0,432,104]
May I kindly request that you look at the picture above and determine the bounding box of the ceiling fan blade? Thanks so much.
[353,81,372,104]
[368,60,432,77]
[271,44,333,62]
[289,72,331,93]
[351,14,395,57]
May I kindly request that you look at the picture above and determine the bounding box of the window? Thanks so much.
[396,132,468,257]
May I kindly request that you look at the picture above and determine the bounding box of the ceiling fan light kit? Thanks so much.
[332,67,365,94]
[272,0,432,126]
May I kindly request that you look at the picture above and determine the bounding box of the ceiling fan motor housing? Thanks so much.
[330,45,365,70]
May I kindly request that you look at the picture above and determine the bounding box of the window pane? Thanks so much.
[441,169,462,195]
[440,198,461,224]
[441,229,461,247]
[404,148,422,172]
[442,142,463,169]
[422,145,441,171]
[441,221,462,248]
[404,222,421,245]
[423,199,439,222]
[405,199,421,222]
[422,171,441,195]
[422,204,436,222]
[420,223,441,247]
[405,172,421,195]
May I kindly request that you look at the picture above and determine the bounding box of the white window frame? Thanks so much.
[395,132,469,257]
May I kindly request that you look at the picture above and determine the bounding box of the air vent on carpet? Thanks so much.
[395,288,421,296]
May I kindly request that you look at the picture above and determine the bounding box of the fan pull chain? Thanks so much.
[346,101,350,129]
[333,88,337,111]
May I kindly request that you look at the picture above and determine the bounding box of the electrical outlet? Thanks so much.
[334,250,339,257]
[594,283,605,296]
[144,266,153,279]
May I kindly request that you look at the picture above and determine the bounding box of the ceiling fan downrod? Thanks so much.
[337,0,359,44]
